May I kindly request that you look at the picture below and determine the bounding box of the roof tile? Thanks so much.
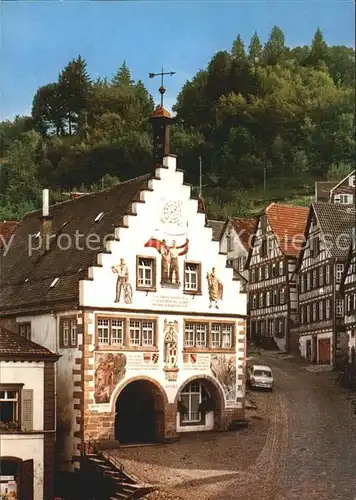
[0,326,59,359]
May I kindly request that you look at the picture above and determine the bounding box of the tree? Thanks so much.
[263,25,286,65]
[112,61,133,87]
[326,161,353,181]
[248,32,262,65]
[32,83,65,135]
[306,28,329,69]
[231,35,246,60]
[58,55,92,135]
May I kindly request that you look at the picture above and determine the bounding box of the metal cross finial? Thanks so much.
[149,67,176,108]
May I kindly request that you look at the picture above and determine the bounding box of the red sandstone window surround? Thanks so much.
[96,315,158,350]
[183,320,235,351]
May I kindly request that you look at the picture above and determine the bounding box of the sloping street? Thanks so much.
[112,352,356,500]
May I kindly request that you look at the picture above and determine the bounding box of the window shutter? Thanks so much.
[21,459,34,500]
[22,389,33,431]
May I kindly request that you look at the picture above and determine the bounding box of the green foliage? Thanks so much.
[1,27,355,221]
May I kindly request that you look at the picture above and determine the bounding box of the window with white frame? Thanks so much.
[301,275,305,293]
[226,231,233,252]
[268,319,274,336]
[312,303,317,321]
[278,318,284,334]
[260,320,265,336]
[265,264,270,279]
[129,319,155,346]
[273,289,278,305]
[350,175,355,187]
[319,266,324,287]
[336,194,352,204]
[259,267,263,281]
[111,319,124,345]
[319,301,324,320]
[272,263,277,278]
[0,388,20,424]
[336,263,344,283]
[251,268,256,282]
[184,262,200,292]
[268,237,274,254]
[221,324,233,348]
[279,260,284,276]
[98,318,110,344]
[266,291,271,306]
[259,292,264,307]
[312,270,317,288]
[306,304,311,322]
[252,294,257,309]
[325,265,330,284]
[180,381,209,424]
[307,272,311,290]
[211,324,221,348]
[60,317,77,348]
[325,299,331,319]
[280,287,285,304]
[195,324,207,348]
[336,299,344,317]
[18,322,31,341]
[137,257,155,288]
[300,306,305,324]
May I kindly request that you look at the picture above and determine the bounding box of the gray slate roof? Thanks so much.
[313,203,356,259]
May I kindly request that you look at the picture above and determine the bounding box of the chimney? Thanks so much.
[40,188,53,252]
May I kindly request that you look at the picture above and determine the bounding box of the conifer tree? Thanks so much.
[232,35,246,60]
[112,61,133,87]
[263,25,286,65]
[248,32,262,65]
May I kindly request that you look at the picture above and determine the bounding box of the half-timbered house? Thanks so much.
[246,203,308,351]
[296,203,355,365]
[0,105,247,477]
[341,228,356,363]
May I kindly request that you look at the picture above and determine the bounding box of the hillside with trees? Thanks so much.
[1,27,354,220]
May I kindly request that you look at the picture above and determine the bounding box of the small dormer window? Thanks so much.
[94,212,104,222]
[50,277,59,288]
[350,175,355,187]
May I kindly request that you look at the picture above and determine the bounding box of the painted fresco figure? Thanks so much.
[163,320,178,368]
[112,258,132,303]
[207,267,223,309]
[144,237,189,285]
[160,239,170,283]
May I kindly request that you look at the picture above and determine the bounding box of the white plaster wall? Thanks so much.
[16,311,81,469]
[86,311,246,415]
[0,434,44,500]
[80,157,246,317]
[176,411,214,433]
[0,361,44,430]
[299,335,312,359]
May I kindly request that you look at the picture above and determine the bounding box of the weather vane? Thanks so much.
[149,67,176,108]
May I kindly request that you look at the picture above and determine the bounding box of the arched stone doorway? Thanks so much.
[175,376,225,431]
[114,379,167,444]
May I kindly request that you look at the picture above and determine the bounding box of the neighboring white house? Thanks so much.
[0,326,59,500]
[0,106,247,473]
[220,217,256,281]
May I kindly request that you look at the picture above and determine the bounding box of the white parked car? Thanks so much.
[247,364,274,390]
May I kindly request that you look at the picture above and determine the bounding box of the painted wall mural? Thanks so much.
[206,267,223,309]
[144,238,189,285]
[112,258,132,303]
[94,353,127,403]
[163,319,179,381]
[210,353,236,404]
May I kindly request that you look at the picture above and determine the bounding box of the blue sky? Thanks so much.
[1,0,355,120]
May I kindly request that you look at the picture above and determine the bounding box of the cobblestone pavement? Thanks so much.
[111,352,356,500]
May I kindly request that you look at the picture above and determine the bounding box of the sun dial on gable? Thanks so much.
[157,197,188,237]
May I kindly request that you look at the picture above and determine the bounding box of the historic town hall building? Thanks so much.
[0,106,247,474]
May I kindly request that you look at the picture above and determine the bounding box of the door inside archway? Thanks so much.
[115,380,163,444]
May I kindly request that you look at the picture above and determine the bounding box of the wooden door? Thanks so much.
[21,459,34,500]
[318,339,331,364]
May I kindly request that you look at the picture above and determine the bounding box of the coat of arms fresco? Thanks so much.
[94,353,127,404]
